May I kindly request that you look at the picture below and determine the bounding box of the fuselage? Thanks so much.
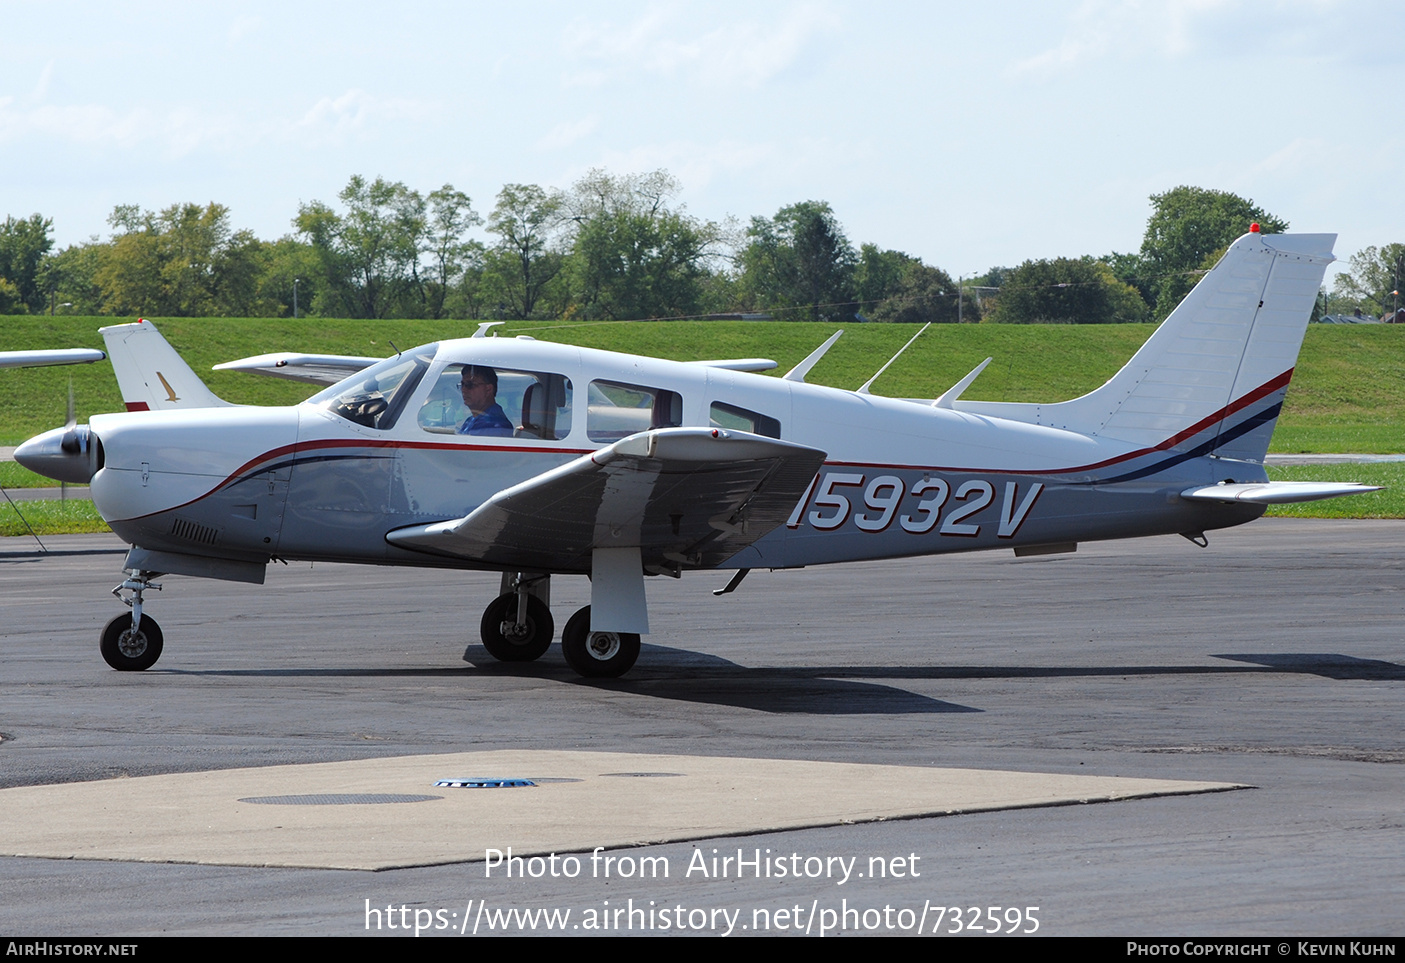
[81,336,1264,575]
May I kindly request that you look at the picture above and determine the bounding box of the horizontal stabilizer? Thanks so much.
[386,427,827,572]
[1181,481,1381,505]
[212,352,383,386]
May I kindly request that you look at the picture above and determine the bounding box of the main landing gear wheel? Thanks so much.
[561,605,640,679]
[479,593,554,662]
[100,613,164,671]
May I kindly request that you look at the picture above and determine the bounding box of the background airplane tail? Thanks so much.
[99,320,232,411]
[954,230,1335,463]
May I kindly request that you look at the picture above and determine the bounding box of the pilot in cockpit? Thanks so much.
[457,365,514,436]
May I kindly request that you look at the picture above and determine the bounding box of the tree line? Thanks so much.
[2,175,1393,324]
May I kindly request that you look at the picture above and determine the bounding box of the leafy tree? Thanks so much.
[251,236,322,317]
[38,241,107,315]
[853,244,908,314]
[482,184,566,319]
[739,201,856,322]
[1330,244,1405,318]
[296,176,427,318]
[1140,186,1288,319]
[0,214,55,313]
[1099,250,1155,308]
[94,203,265,316]
[422,186,482,320]
[853,244,971,323]
[984,257,1149,324]
[562,169,721,320]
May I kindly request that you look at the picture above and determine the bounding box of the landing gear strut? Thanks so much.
[479,573,554,662]
[103,570,164,670]
[561,605,640,679]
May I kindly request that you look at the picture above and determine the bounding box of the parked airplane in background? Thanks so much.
[16,230,1377,678]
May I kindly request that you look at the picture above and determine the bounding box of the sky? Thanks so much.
[2,0,1401,283]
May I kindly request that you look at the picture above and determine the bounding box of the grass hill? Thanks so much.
[1,316,1401,452]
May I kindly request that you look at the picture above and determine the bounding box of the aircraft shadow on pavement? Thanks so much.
[1213,653,1405,680]
[156,648,1402,715]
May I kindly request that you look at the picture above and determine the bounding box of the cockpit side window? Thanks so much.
[307,345,436,430]
[418,365,574,440]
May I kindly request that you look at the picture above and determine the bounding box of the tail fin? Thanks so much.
[99,320,232,411]
[954,231,1335,462]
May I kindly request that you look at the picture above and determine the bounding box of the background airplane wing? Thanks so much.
[0,348,105,368]
[386,427,827,572]
[212,352,385,385]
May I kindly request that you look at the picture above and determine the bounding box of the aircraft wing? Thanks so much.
[212,352,384,385]
[385,427,827,572]
[0,348,105,368]
[687,358,778,372]
[1181,481,1382,504]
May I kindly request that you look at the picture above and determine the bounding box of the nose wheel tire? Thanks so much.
[100,614,164,671]
[479,593,554,662]
[561,605,640,679]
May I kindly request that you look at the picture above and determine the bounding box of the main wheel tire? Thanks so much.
[479,593,554,662]
[561,605,640,679]
[100,613,164,671]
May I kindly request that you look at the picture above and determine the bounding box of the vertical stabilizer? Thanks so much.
[99,320,232,411]
[953,231,1334,462]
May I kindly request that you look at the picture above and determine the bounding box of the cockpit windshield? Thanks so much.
[307,344,437,430]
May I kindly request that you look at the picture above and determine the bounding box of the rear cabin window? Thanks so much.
[418,365,574,440]
[586,380,683,443]
[709,401,781,439]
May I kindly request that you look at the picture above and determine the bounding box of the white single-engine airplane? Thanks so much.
[16,230,1378,678]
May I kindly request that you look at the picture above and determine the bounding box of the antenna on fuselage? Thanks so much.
[932,357,992,408]
[857,322,930,395]
[473,322,506,338]
[783,329,843,383]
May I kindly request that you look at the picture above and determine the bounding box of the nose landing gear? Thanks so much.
[104,570,164,671]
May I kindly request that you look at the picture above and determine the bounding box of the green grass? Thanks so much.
[0,498,110,536]
[1263,463,1405,518]
[0,461,54,488]
[5,317,1402,451]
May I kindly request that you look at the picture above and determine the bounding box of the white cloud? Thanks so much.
[296,89,436,143]
[1007,0,1291,77]
[536,116,599,151]
[560,4,842,89]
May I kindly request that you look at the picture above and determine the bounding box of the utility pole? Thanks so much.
[293,278,300,319]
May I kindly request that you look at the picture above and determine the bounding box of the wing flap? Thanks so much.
[386,428,827,571]
[1181,481,1381,504]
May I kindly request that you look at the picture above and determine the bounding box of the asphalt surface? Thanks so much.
[1,520,1401,937]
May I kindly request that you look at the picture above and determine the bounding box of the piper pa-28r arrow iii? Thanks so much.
[15,229,1378,678]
